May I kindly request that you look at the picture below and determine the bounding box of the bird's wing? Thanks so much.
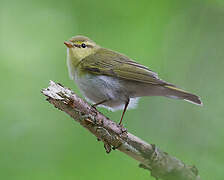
[78,48,169,85]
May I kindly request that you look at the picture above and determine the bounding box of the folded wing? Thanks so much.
[78,48,170,85]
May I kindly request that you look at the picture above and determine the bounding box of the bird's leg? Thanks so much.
[93,99,109,142]
[119,99,130,125]
[92,99,109,107]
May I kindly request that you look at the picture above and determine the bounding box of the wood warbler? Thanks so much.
[64,35,202,124]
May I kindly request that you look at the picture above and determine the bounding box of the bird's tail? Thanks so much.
[164,85,203,106]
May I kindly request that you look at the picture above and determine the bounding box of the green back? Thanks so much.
[79,48,169,85]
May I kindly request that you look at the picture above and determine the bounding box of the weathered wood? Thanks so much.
[41,81,201,180]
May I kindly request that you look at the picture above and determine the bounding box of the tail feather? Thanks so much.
[164,85,203,106]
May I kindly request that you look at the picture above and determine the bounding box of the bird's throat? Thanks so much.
[67,48,82,68]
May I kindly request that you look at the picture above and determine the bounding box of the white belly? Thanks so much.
[74,72,139,111]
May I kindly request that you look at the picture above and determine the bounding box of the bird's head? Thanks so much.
[64,35,99,63]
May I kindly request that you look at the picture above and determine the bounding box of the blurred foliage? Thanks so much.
[0,0,224,179]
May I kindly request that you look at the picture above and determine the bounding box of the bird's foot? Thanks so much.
[92,99,108,108]
[117,123,127,134]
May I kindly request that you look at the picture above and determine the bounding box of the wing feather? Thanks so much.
[78,48,169,85]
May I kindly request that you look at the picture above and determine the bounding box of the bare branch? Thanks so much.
[41,81,201,180]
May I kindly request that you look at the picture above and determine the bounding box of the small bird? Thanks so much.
[64,35,202,125]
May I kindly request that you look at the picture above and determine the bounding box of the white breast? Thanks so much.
[74,73,139,111]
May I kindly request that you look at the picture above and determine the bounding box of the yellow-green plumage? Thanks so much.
[79,48,163,84]
[65,35,202,123]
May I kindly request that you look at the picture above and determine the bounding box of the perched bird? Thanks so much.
[64,35,202,124]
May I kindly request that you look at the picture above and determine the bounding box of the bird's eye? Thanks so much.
[81,43,86,48]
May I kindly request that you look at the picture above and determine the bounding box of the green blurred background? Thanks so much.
[1,0,224,179]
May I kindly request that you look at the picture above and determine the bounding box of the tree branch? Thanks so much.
[41,81,201,180]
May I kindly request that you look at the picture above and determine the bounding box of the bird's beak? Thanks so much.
[64,41,73,48]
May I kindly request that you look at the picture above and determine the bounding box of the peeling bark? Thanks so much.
[41,81,201,180]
